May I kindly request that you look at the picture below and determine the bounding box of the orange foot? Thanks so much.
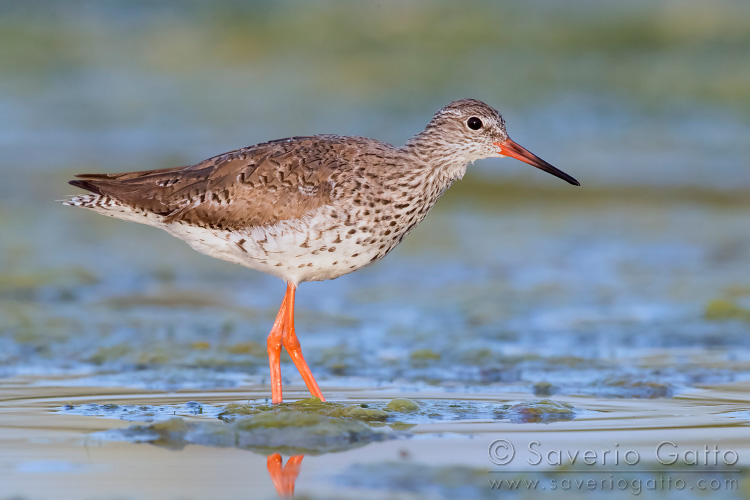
[267,453,304,498]
[266,283,325,404]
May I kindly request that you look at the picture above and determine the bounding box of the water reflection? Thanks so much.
[266,454,304,498]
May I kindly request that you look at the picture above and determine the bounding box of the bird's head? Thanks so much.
[420,99,579,186]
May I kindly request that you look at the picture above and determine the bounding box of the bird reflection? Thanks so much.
[266,453,305,498]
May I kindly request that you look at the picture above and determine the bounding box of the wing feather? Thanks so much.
[69,136,357,230]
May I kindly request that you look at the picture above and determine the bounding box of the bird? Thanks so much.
[64,98,579,404]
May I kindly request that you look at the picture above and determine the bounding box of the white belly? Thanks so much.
[69,198,390,284]
[162,207,381,284]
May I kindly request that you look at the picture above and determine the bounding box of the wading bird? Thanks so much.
[65,99,579,404]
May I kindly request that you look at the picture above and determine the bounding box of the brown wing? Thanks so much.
[69,136,358,230]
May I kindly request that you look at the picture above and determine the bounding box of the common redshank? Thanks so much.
[64,99,579,404]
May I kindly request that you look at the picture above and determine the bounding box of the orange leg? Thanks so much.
[281,455,304,496]
[266,291,288,405]
[266,453,285,495]
[281,284,326,402]
[266,453,305,498]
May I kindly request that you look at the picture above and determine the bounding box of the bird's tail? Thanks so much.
[62,175,167,228]
[62,177,115,209]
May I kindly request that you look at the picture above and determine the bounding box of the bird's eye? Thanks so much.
[467,117,482,130]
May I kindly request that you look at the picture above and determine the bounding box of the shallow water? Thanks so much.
[1,382,749,499]
[2,194,750,498]
[2,1,750,498]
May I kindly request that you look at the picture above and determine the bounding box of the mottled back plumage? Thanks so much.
[70,135,390,230]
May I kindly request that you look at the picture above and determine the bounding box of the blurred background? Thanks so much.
[1,1,749,498]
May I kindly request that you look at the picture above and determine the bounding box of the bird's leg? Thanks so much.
[267,453,283,490]
[266,453,287,497]
[282,455,304,496]
[266,453,304,498]
[281,283,326,401]
[267,290,289,405]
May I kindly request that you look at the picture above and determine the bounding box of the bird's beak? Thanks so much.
[494,139,580,186]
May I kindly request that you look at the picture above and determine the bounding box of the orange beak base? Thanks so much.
[494,139,580,186]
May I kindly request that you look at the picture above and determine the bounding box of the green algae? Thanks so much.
[190,341,211,350]
[0,268,98,293]
[345,407,389,421]
[148,417,189,448]
[135,348,172,365]
[69,397,548,428]
[410,348,441,361]
[221,397,582,426]
[544,356,591,368]
[385,398,421,413]
[235,411,332,430]
[100,292,231,310]
[106,411,388,455]
[532,381,557,397]
[12,325,70,346]
[388,422,417,431]
[225,341,265,356]
[221,403,273,417]
[505,399,576,424]
[705,299,750,321]
[220,398,389,423]
[410,348,442,367]
[590,377,672,399]
[87,343,131,365]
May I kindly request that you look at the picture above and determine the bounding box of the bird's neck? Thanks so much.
[402,131,470,190]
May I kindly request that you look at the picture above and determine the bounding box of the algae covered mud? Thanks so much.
[2,0,750,498]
